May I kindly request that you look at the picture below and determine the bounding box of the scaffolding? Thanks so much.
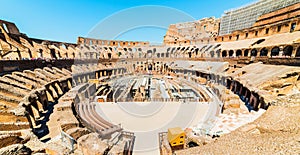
[219,0,300,36]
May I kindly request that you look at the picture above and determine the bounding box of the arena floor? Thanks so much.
[95,102,209,154]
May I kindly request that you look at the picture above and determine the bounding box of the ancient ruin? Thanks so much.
[0,0,299,154]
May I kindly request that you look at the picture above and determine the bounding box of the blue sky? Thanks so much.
[0,0,256,44]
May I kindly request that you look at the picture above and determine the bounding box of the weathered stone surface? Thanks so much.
[0,135,23,149]
[66,127,90,141]
[0,144,31,155]
[24,135,45,153]
[176,105,300,154]
[0,122,30,131]
[45,142,70,155]
[77,133,109,155]
[231,63,300,106]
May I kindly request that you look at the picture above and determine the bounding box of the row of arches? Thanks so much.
[217,45,300,58]
[78,43,300,60]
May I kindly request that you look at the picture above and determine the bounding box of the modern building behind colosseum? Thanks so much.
[0,1,299,155]
[219,0,300,36]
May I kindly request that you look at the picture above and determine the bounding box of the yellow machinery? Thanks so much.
[167,127,185,147]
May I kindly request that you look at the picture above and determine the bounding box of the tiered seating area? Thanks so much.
[0,66,72,151]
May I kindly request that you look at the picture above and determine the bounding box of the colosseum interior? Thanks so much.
[0,1,300,155]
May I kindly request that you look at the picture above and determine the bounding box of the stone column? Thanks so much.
[279,46,284,56]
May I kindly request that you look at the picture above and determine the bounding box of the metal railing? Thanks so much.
[107,97,203,102]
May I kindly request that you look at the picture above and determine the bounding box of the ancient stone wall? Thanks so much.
[164,17,220,45]
[77,37,150,47]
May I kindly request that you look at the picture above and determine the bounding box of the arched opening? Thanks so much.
[229,50,234,57]
[117,52,122,57]
[222,50,227,57]
[210,51,215,58]
[244,49,249,57]
[283,45,293,57]
[50,49,57,59]
[188,141,199,148]
[236,50,242,57]
[271,47,280,57]
[188,52,192,58]
[157,53,160,58]
[166,52,169,58]
[260,48,268,56]
[296,46,300,57]
[107,53,112,59]
[216,50,221,58]
[171,48,175,54]
[195,48,199,55]
[57,51,62,58]
[147,50,152,58]
[28,49,33,58]
[153,48,156,53]
[148,64,152,71]
[250,49,258,56]
[38,49,43,58]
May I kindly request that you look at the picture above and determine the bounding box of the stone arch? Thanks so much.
[147,50,152,58]
[167,47,170,52]
[161,53,165,58]
[153,48,156,53]
[157,53,160,58]
[236,50,242,57]
[271,46,280,56]
[166,52,169,58]
[296,46,300,57]
[50,49,57,59]
[244,49,249,57]
[283,45,293,57]
[210,51,215,58]
[188,52,192,58]
[222,50,227,57]
[107,53,112,59]
[171,47,175,54]
[195,48,199,55]
[260,48,268,56]
[216,49,221,58]
[229,50,234,57]
[250,49,258,56]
